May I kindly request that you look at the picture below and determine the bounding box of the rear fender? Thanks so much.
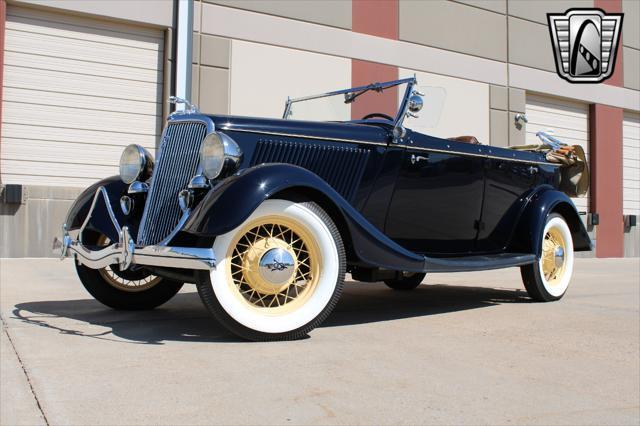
[508,186,592,256]
[183,164,426,272]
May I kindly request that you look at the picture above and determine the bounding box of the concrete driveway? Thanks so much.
[1,258,638,425]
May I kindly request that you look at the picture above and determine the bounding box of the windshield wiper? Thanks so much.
[344,83,385,104]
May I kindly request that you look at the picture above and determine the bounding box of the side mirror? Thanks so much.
[408,94,423,113]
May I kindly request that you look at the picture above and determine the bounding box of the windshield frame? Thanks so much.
[282,77,418,129]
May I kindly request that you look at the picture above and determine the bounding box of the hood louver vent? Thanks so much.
[250,140,370,202]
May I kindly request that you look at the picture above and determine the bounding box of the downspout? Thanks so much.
[174,0,193,112]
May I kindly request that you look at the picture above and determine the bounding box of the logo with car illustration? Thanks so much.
[548,9,623,83]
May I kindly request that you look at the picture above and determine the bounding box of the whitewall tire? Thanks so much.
[521,213,574,301]
[196,199,345,341]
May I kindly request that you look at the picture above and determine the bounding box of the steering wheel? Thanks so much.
[362,112,394,121]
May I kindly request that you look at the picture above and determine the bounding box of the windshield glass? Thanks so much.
[283,78,414,123]
[282,78,446,129]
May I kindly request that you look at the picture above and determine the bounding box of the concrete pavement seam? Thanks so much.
[1,316,50,426]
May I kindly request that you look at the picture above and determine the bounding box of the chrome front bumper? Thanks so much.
[52,187,215,271]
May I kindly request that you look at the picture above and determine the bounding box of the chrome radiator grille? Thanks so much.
[137,121,207,245]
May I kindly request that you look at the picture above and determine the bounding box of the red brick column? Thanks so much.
[351,0,398,119]
[588,0,624,257]
[590,105,624,257]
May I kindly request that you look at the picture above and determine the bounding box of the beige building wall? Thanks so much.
[205,0,352,30]
[229,41,351,120]
[400,1,507,62]
[622,0,640,90]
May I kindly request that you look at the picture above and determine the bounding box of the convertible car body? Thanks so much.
[54,77,591,340]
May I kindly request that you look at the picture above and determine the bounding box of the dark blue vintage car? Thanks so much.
[54,77,592,340]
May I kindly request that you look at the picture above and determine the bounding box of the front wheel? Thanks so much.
[75,235,184,310]
[520,213,574,302]
[196,199,346,341]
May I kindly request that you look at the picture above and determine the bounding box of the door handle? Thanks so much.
[411,154,428,165]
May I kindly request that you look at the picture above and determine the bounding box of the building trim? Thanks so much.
[200,3,640,112]
[201,2,508,86]
[509,64,639,111]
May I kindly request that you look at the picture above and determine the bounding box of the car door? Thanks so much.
[384,131,485,255]
[475,155,544,252]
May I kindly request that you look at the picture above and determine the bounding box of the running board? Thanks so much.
[423,253,536,273]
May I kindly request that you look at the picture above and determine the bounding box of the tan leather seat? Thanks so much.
[448,135,481,145]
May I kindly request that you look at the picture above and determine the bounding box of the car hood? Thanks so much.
[207,114,391,144]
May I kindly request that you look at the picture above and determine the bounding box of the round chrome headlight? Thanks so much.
[119,144,153,184]
[199,132,242,179]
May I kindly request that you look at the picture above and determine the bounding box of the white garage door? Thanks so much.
[526,94,590,213]
[623,112,640,216]
[1,6,164,187]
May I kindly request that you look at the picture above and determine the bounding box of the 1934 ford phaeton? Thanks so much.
[54,77,592,340]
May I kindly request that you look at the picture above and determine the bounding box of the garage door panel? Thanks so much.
[624,127,640,141]
[1,159,117,180]
[623,157,639,170]
[2,123,157,148]
[6,6,164,40]
[625,200,640,213]
[3,65,162,102]
[1,6,164,187]
[623,123,640,140]
[525,123,588,142]
[4,87,161,117]
[5,29,162,70]
[624,112,640,215]
[623,165,639,181]
[4,51,161,84]
[3,103,160,136]
[6,13,164,51]
[0,173,107,188]
[624,145,639,161]
[2,139,155,166]
[525,111,588,133]
[526,94,590,213]
[527,95,589,116]
[623,187,640,202]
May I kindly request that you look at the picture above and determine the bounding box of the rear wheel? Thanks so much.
[75,234,183,310]
[196,199,345,341]
[384,272,426,290]
[520,213,574,302]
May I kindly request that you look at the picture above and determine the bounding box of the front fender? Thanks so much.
[508,186,592,256]
[183,164,426,272]
[65,176,128,241]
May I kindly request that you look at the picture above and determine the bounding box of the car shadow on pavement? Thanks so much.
[11,281,530,344]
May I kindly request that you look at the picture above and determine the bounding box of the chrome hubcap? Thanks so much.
[554,246,565,269]
[259,248,296,286]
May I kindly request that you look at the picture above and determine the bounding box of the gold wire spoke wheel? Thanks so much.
[540,227,567,286]
[96,236,162,292]
[227,216,321,313]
